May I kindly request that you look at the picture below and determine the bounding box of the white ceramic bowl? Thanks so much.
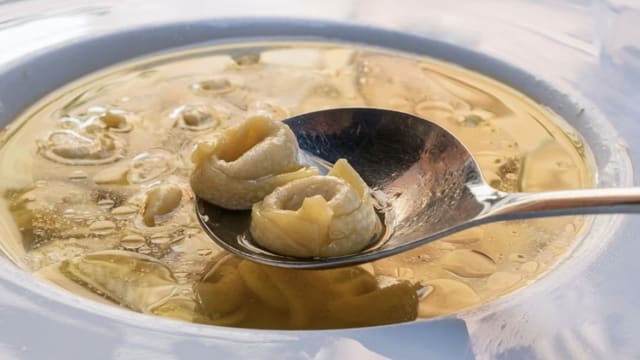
[1,1,639,358]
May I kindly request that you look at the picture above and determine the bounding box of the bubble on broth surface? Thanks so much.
[127,149,177,184]
[191,78,236,95]
[111,205,138,219]
[38,130,126,165]
[173,104,229,131]
[120,234,146,250]
[88,220,116,235]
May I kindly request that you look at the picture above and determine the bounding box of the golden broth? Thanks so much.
[0,42,592,329]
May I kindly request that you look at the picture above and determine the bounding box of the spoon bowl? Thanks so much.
[196,108,640,269]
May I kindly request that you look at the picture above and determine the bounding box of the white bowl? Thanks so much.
[0,1,638,358]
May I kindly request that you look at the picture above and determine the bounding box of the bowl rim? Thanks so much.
[0,17,631,339]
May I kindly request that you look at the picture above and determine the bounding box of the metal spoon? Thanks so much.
[196,108,639,269]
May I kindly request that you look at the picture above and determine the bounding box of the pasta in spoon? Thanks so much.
[191,116,380,257]
[190,115,317,209]
[250,159,381,257]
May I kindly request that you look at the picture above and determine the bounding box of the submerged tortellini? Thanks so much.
[190,115,317,209]
[37,250,180,313]
[196,256,419,329]
[251,159,381,257]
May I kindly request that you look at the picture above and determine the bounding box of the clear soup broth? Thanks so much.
[0,42,592,329]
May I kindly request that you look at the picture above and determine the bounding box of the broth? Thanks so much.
[0,42,592,329]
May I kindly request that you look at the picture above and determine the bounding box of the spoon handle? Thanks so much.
[485,187,640,221]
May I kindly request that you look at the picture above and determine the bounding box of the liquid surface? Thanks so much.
[0,42,592,329]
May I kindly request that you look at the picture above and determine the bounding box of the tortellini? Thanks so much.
[195,256,419,329]
[191,115,380,257]
[190,115,317,209]
[142,184,183,227]
[251,159,381,257]
[41,250,179,313]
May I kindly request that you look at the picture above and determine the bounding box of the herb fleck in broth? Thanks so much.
[0,42,592,329]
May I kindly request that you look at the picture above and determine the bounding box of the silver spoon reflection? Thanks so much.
[196,108,640,269]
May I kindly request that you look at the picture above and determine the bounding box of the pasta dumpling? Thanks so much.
[250,159,381,257]
[190,115,317,209]
[196,256,419,329]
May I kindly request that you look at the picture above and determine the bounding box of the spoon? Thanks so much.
[196,107,639,269]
